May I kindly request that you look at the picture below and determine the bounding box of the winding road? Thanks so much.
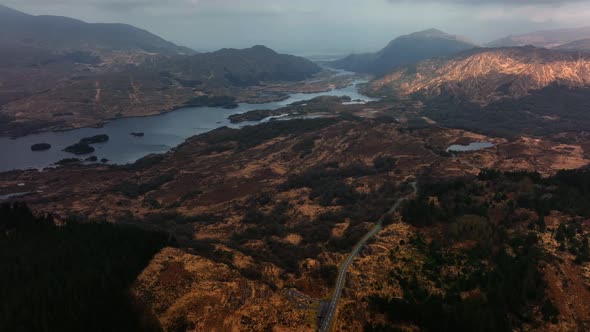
[318,181,418,332]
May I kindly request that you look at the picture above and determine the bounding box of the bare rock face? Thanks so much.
[368,46,590,104]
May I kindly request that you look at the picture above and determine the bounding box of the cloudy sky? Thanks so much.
[4,0,590,55]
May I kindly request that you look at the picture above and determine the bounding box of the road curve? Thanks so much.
[318,181,418,332]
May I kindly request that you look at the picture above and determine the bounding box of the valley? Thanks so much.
[2,3,590,332]
[2,108,590,330]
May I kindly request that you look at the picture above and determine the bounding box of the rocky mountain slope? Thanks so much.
[487,26,590,49]
[368,46,590,104]
[330,29,477,75]
[366,46,590,138]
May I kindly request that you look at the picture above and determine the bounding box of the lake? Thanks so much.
[0,76,377,172]
[447,142,494,152]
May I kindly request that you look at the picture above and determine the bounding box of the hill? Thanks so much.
[330,29,477,75]
[487,26,590,49]
[0,4,193,55]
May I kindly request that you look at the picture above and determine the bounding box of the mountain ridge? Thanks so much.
[0,4,194,55]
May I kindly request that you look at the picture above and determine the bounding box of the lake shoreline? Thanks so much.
[0,72,375,173]
[2,69,361,139]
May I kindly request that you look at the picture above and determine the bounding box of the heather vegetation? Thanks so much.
[116,173,175,198]
[203,118,338,150]
[226,161,404,277]
[366,229,548,332]
[366,169,590,331]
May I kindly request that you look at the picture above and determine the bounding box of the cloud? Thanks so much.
[6,0,192,11]
[4,0,315,17]
[387,0,586,5]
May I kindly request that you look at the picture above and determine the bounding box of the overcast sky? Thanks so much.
[4,0,590,55]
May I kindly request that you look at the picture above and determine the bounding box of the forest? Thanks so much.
[0,202,169,332]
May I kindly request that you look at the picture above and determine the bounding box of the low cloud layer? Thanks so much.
[388,0,586,4]
[3,0,590,53]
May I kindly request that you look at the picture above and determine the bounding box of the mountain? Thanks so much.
[368,46,590,137]
[368,46,590,103]
[330,29,477,75]
[487,27,590,49]
[555,38,590,51]
[0,4,193,55]
[151,45,322,87]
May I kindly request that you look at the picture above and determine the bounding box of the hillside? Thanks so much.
[330,29,477,75]
[368,46,590,103]
[487,26,590,49]
[367,46,590,137]
[0,4,192,55]
[2,113,590,331]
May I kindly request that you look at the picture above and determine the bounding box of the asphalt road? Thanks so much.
[318,181,418,332]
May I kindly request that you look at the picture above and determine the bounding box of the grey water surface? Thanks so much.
[0,77,376,172]
[447,142,494,152]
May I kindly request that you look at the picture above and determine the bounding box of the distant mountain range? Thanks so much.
[330,29,477,75]
[487,26,590,49]
[0,4,193,55]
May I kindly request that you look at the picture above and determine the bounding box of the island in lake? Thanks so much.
[30,143,51,151]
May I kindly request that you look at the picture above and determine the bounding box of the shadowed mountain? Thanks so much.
[487,27,590,49]
[149,45,322,87]
[0,4,193,55]
[330,29,477,75]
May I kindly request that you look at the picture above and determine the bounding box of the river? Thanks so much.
[0,77,376,172]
